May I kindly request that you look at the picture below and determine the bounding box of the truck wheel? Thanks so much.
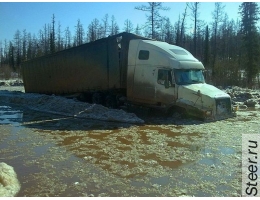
[105,95,117,109]
[92,93,103,105]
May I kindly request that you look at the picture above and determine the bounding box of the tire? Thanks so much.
[92,93,104,105]
[166,106,187,118]
[105,95,117,109]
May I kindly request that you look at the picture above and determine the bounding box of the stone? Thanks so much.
[239,105,248,110]
[244,92,253,99]
[244,99,257,107]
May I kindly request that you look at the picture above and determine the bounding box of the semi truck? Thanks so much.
[22,32,235,120]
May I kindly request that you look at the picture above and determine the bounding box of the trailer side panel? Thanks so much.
[22,32,150,94]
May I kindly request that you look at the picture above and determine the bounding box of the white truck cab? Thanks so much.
[127,39,234,119]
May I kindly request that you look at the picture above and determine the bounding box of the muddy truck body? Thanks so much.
[22,32,235,120]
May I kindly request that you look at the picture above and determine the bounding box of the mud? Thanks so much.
[1,103,259,197]
[1,85,259,196]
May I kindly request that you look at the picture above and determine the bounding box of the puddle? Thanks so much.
[0,105,23,124]
[0,104,244,197]
[34,144,54,157]
[198,146,236,166]
[150,176,171,186]
[131,180,150,187]
[216,184,233,192]
[198,157,222,166]
[219,147,235,155]
[202,147,236,155]
[179,177,196,185]
[194,191,211,197]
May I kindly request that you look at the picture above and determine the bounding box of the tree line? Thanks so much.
[0,2,260,89]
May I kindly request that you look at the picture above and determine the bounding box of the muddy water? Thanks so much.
[0,105,253,196]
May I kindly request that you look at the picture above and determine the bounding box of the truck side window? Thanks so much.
[138,50,149,60]
[157,69,173,86]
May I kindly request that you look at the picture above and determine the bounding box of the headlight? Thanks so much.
[216,98,232,115]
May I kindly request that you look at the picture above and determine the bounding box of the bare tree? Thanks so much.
[42,24,49,55]
[110,15,119,36]
[135,2,169,39]
[38,29,44,56]
[203,25,210,66]
[8,41,15,71]
[188,2,200,57]
[57,21,63,51]
[164,18,174,44]
[124,19,134,33]
[175,15,181,46]
[101,14,109,37]
[74,19,84,46]
[211,2,225,85]
[32,34,39,59]
[135,24,142,35]
[50,14,56,54]
[14,30,22,71]
[180,4,188,47]
[22,29,27,61]
[176,4,188,47]
[1,40,9,65]
[26,33,32,60]
[64,27,72,49]
[87,18,100,42]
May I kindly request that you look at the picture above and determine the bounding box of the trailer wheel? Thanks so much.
[92,93,103,105]
[105,95,117,109]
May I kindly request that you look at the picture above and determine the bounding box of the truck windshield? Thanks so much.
[174,69,205,85]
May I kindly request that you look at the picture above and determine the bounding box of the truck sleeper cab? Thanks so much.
[127,39,234,119]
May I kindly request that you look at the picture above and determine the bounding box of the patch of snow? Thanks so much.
[0,90,144,124]
[0,162,21,197]
[0,79,23,87]
[224,86,260,109]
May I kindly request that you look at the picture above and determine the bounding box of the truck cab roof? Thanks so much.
[129,39,204,70]
[141,40,197,62]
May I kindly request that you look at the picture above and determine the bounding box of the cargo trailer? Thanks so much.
[22,32,236,119]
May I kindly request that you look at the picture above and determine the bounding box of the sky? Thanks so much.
[0,1,254,43]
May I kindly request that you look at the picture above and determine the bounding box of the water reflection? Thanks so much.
[0,106,23,124]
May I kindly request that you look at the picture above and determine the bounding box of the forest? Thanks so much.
[0,2,260,89]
